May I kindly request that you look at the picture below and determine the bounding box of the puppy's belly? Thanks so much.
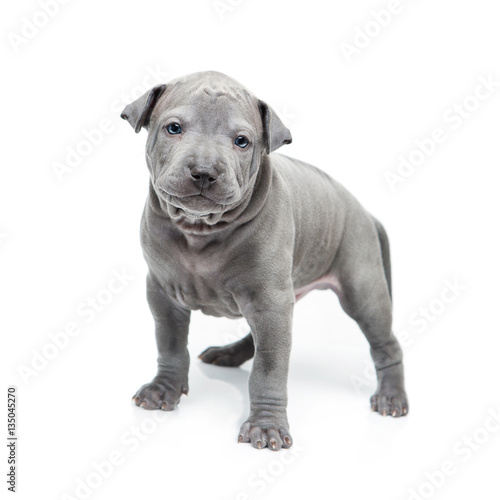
[294,274,342,302]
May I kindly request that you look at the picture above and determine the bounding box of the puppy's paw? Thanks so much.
[198,345,250,367]
[370,390,409,418]
[132,378,188,411]
[370,363,409,417]
[237,420,293,451]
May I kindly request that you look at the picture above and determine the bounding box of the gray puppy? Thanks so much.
[121,71,408,451]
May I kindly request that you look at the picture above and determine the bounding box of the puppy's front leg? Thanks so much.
[237,289,295,450]
[133,274,191,411]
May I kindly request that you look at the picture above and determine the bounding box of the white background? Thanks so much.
[2,0,500,499]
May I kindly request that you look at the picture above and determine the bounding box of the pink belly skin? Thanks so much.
[294,275,342,301]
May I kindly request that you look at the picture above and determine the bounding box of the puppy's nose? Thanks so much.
[190,165,218,184]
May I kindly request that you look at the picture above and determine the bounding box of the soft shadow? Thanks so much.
[196,361,251,421]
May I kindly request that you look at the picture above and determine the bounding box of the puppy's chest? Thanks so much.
[143,229,242,318]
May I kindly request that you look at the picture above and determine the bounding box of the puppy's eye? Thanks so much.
[235,136,249,148]
[166,123,182,135]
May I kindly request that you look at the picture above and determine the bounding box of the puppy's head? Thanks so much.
[121,71,291,225]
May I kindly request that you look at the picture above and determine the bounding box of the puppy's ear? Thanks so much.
[121,84,167,133]
[258,100,292,154]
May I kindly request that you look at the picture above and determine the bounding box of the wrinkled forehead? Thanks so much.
[153,78,262,133]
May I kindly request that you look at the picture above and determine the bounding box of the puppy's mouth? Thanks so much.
[159,191,226,219]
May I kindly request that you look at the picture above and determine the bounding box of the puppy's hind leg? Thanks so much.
[199,332,255,367]
[335,219,408,417]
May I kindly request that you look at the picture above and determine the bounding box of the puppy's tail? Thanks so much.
[373,217,392,302]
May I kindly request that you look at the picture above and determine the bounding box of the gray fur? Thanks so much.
[122,71,408,451]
